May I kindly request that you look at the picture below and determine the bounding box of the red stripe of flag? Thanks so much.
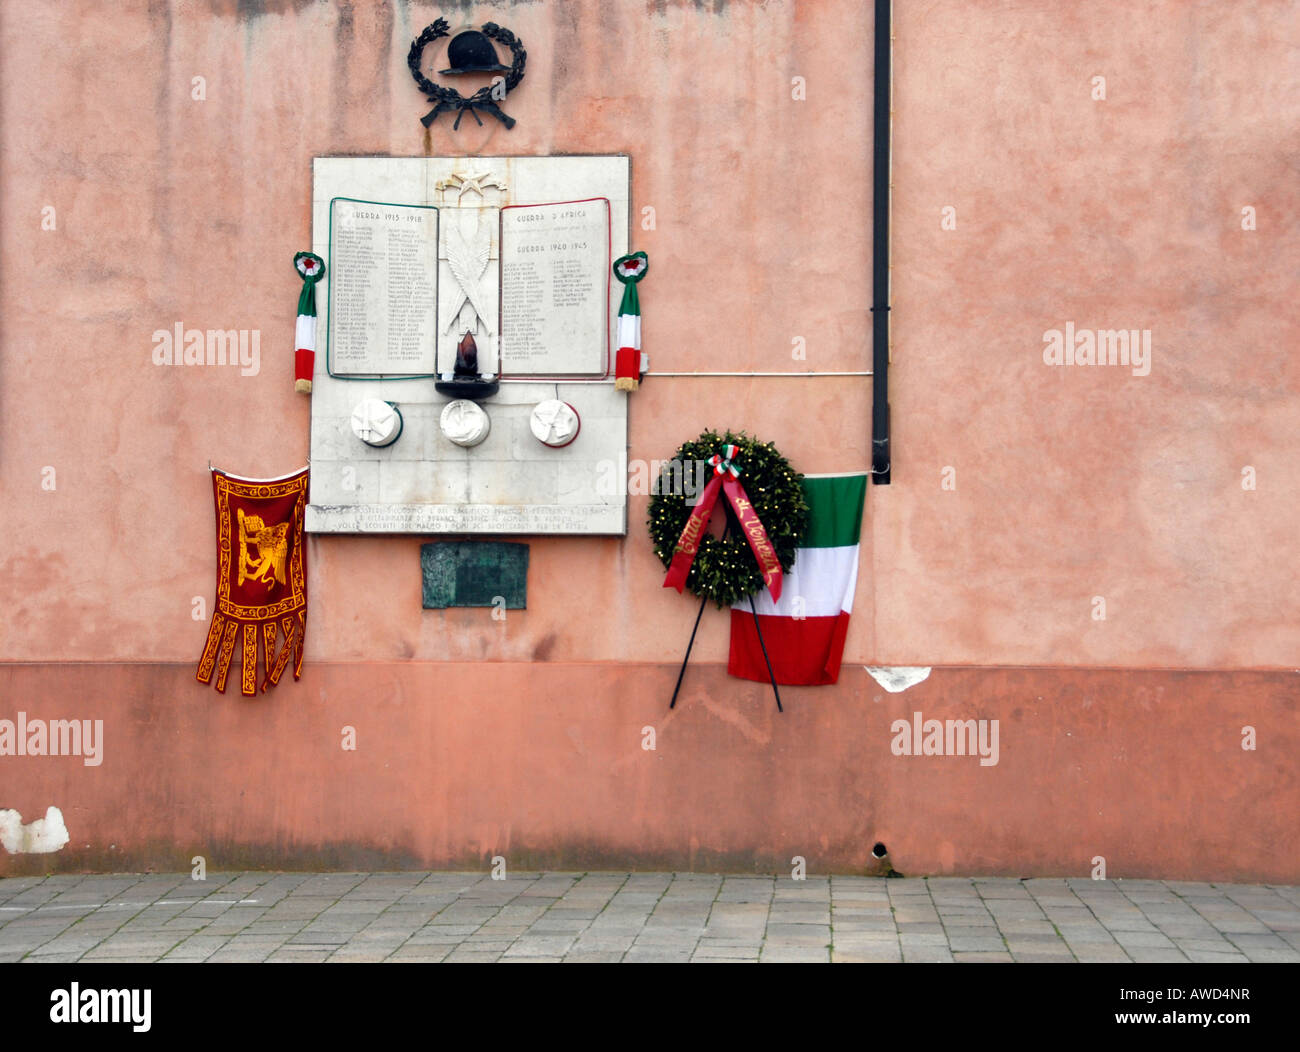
[727,610,852,686]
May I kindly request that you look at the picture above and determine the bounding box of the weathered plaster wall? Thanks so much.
[1,1,1296,878]
[0,663,1295,882]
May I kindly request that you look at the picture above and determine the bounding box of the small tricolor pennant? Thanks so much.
[293,252,325,394]
[612,251,648,391]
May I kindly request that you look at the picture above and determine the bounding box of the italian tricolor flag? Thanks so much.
[728,472,867,685]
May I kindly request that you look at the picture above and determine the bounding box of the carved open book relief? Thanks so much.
[327,195,609,380]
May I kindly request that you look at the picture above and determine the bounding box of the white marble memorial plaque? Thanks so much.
[499,199,610,377]
[307,156,630,536]
[328,198,439,377]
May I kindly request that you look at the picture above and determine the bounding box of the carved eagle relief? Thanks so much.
[442,214,494,337]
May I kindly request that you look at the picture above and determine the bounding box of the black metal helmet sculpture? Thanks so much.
[439,29,512,74]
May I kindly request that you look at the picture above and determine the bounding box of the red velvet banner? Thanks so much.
[196,467,308,696]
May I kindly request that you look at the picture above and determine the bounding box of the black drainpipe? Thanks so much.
[870,0,891,484]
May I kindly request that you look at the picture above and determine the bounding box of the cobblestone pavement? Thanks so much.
[1,872,1298,963]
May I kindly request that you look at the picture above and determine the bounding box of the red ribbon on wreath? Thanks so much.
[662,444,784,602]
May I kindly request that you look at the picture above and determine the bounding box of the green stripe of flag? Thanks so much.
[800,473,867,549]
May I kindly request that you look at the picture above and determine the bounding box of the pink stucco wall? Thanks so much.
[1,1,1296,878]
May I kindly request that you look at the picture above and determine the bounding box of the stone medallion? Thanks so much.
[529,400,581,448]
[350,399,403,448]
[440,398,491,447]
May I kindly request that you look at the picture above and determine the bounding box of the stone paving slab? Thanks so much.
[2,872,1299,963]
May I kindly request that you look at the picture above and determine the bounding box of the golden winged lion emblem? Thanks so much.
[237,508,290,588]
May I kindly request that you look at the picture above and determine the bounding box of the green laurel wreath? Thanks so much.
[648,430,808,608]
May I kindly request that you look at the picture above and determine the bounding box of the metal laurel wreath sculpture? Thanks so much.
[407,19,527,130]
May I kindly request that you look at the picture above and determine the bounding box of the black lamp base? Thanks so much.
[436,378,499,401]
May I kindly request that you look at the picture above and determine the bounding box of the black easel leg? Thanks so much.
[748,595,783,713]
[669,592,709,710]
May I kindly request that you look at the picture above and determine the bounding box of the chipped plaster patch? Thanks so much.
[865,666,932,693]
[0,805,70,854]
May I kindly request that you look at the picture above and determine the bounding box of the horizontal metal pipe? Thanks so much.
[644,370,874,377]
[490,371,878,385]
